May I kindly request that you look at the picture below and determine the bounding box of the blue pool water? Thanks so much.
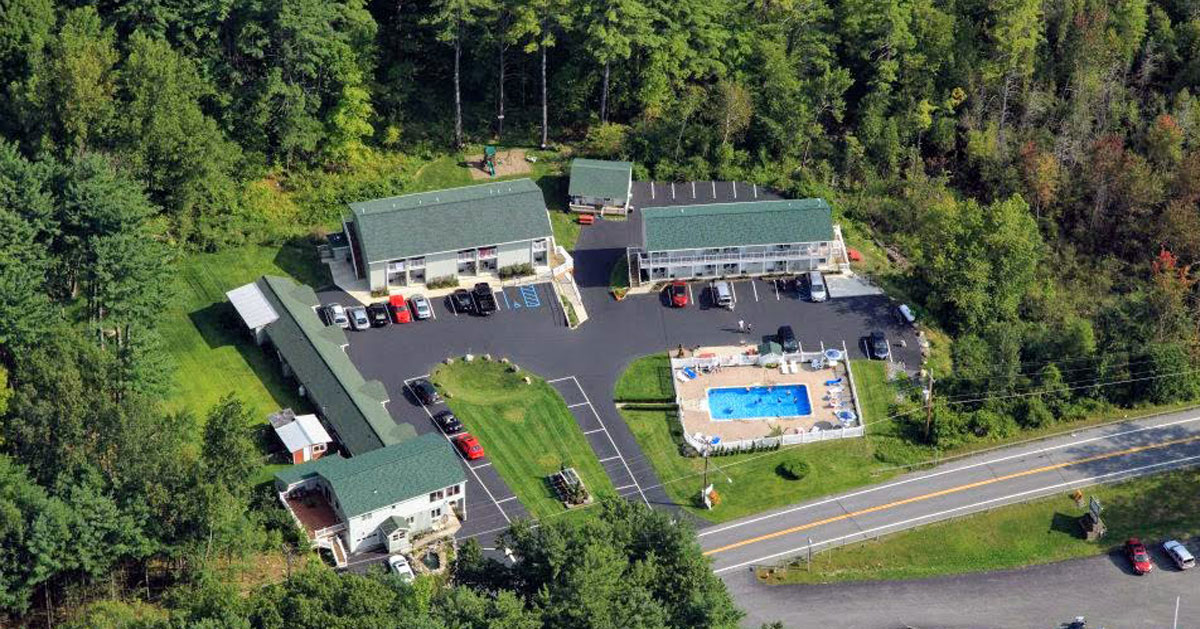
[707,385,812,420]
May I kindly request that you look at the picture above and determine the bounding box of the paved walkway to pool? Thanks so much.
[674,354,853,442]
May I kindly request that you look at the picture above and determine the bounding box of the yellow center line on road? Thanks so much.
[703,434,1200,557]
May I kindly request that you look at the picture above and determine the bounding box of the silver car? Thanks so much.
[326,303,350,328]
[410,294,433,320]
[348,306,370,331]
[388,554,414,582]
[1163,540,1196,570]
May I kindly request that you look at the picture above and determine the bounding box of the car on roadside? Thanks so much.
[410,294,433,320]
[449,289,474,314]
[387,554,415,582]
[348,305,370,331]
[367,302,391,327]
[869,331,890,360]
[389,294,412,323]
[411,379,441,405]
[472,282,498,315]
[323,303,350,329]
[777,325,798,352]
[454,433,485,460]
[1163,540,1196,570]
[1125,538,1153,575]
[433,410,463,434]
[668,281,689,307]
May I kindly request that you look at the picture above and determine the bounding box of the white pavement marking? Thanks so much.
[567,402,589,408]
[450,298,459,317]
[495,496,519,504]
[614,484,638,491]
[773,279,780,300]
[546,376,573,383]
[403,376,511,524]
[698,413,1200,538]
[429,303,437,320]
[583,428,606,435]
[730,282,738,304]
[471,462,492,469]
[497,290,509,310]
[687,282,694,305]
[712,452,1200,574]
[751,280,759,302]
[599,455,622,463]
[562,376,652,507]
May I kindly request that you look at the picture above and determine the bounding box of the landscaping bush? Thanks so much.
[426,275,458,289]
[776,459,811,481]
[499,263,535,279]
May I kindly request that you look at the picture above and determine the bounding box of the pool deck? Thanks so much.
[674,348,853,442]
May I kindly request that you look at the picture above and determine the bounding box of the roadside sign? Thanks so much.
[1089,496,1103,518]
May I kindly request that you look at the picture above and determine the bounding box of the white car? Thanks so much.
[325,303,350,329]
[1163,540,1196,570]
[387,554,415,581]
[410,294,433,320]
[348,306,370,331]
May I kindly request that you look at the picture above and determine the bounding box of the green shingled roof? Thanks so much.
[257,276,416,455]
[348,179,552,263]
[568,158,632,202]
[274,433,465,518]
[640,199,834,251]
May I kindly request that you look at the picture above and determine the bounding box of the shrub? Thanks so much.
[426,275,458,289]
[498,263,535,279]
[775,459,811,481]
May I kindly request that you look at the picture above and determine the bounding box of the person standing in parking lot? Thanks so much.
[738,319,745,333]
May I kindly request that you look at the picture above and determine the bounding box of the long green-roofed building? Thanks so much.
[342,178,554,291]
[629,198,845,284]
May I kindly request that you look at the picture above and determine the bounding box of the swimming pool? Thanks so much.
[707,384,812,420]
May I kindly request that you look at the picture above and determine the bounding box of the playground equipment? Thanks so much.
[483,145,497,176]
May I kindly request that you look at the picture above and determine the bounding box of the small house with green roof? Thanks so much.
[628,198,844,285]
[342,178,554,291]
[275,433,466,557]
[568,158,633,215]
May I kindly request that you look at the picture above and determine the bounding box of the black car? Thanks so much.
[449,289,474,314]
[472,282,498,315]
[777,325,799,353]
[433,410,463,434]
[411,379,442,405]
[366,302,391,327]
[869,331,890,359]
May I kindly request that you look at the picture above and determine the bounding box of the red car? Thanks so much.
[454,433,484,460]
[1125,538,1153,575]
[669,281,689,307]
[389,295,412,323]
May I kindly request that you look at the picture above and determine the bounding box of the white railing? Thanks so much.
[682,424,864,454]
[636,246,831,267]
[669,351,823,371]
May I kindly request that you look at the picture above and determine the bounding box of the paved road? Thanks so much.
[698,408,1200,627]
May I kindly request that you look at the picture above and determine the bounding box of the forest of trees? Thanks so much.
[3,0,1200,624]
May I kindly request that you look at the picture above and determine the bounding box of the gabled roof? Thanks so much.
[274,414,332,453]
[252,276,415,455]
[274,433,465,517]
[226,282,278,329]
[569,158,633,203]
[640,198,834,251]
[348,179,552,263]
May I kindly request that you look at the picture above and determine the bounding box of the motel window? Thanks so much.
[429,490,444,502]
[431,507,442,518]
[447,484,461,497]
[410,257,425,268]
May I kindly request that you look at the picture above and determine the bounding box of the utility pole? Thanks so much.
[924,371,935,441]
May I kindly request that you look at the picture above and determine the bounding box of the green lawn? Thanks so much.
[162,242,330,433]
[432,360,615,518]
[549,211,581,253]
[609,255,630,294]
[614,354,675,402]
[760,467,1200,584]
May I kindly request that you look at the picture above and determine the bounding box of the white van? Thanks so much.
[808,271,828,302]
[712,281,734,309]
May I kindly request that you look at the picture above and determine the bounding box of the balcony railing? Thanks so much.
[532,239,548,251]
[635,246,830,267]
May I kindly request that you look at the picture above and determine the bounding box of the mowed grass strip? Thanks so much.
[433,360,615,518]
[759,466,1200,584]
[614,354,675,403]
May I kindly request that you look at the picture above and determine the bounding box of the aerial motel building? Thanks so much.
[628,198,845,285]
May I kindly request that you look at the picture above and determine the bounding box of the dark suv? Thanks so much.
[777,325,798,352]
[449,289,474,314]
[869,331,890,359]
[411,379,442,405]
[472,282,498,315]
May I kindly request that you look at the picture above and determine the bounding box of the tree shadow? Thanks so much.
[273,236,334,290]
[189,301,243,350]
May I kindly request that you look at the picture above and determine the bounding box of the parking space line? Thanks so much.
[403,376,512,524]
[429,302,437,320]
[614,484,637,491]
[449,298,459,317]
[546,376,572,384]
[599,455,622,463]
[583,428,606,435]
[751,280,759,302]
[730,282,738,304]
[564,377,651,507]
[471,462,492,469]
[687,282,694,304]
[495,496,519,504]
[567,402,589,408]
[497,290,509,310]
[773,278,781,300]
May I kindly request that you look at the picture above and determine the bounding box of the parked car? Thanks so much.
[449,289,474,314]
[1163,540,1196,570]
[433,410,463,434]
[869,331,890,359]
[389,294,412,323]
[669,281,689,307]
[324,303,350,329]
[454,433,485,460]
[712,281,734,309]
[1125,538,1153,574]
[472,282,498,315]
[777,325,798,352]
[387,554,415,582]
[367,302,391,327]
[807,271,828,302]
[348,306,370,331]
[410,294,433,320]
[411,379,441,405]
